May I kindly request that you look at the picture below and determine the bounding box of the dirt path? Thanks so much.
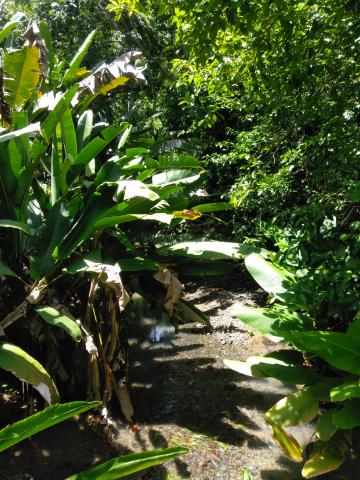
[119,276,303,480]
[0,273,358,479]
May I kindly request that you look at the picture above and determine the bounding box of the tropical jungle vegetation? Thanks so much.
[0,1,359,479]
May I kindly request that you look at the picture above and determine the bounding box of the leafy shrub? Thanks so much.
[227,251,360,478]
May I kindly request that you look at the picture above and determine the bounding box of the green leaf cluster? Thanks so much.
[227,253,360,477]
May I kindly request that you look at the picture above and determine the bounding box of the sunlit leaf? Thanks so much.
[157,241,267,260]
[266,388,318,426]
[302,436,346,478]
[4,46,40,108]
[244,253,295,301]
[0,123,41,144]
[316,411,337,441]
[0,12,25,44]
[266,418,303,462]
[172,209,202,220]
[66,447,188,480]
[286,331,360,376]
[193,202,232,213]
[224,356,322,385]
[231,304,313,337]
[36,306,82,342]
[0,342,59,404]
[0,401,100,452]
[63,30,96,84]
[330,377,360,402]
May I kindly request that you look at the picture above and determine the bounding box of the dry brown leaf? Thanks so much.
[112,375,134,423]
[154,268,183,316]
[99,264,130,313]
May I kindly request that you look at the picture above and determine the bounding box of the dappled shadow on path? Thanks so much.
[119,322,303,479]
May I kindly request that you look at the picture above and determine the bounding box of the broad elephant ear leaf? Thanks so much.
[224,356,323,385]
[0,401,100,452]
[0,342,59,404]
[286,330,360,376]
[266,388,319,426]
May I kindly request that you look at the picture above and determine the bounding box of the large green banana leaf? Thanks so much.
[62,30,96,84]
[66,447,188,480]
[0,12,25,44]
[4,46,40,108]
[0,401,100,452]
[157,241,266,260]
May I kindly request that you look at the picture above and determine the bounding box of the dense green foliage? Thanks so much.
[228,253,359,477]
[0,1,359,477]
[0,16,247,423]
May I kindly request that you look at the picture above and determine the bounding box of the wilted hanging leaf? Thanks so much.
[23,22,48,76]
[112,376,134,423]
[154,268,183,316]
[98,263,131,313]
[175,298,211,328]
[72,51,146,107]
[266,418,303,463]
